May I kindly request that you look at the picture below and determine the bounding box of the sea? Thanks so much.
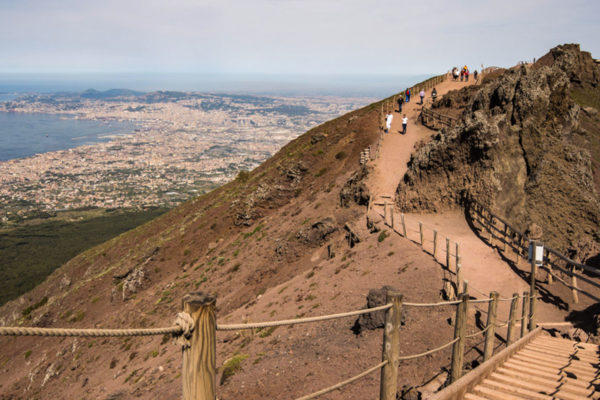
[0,113,134,161]
[0,73,429,161]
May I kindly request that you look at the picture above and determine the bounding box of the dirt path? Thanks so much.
[367,76,568,324]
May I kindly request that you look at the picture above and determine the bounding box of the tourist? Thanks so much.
[397,95,404,112]
[431,87,438,103]
[385,113,393,133]
[465,68,470,82]
[419,89,425,105]
[402,114,408,135]
[453,67,459,81]
[473,70,479,82]
[405,88,411,103]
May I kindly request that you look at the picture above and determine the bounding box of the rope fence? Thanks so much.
[468,196,600,304]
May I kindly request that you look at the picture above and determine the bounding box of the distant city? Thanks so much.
[0,88,375,222]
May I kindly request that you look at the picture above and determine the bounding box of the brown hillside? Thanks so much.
[396,44,600,263]
[0,93,467,399]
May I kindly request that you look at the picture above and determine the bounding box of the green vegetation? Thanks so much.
[378,230,389,242]
[335,151,347,160]
[257,326,277,338]
[220,354,249,384]
[0,207,166,306]
[21,296,48,317]
[315,168,328,177]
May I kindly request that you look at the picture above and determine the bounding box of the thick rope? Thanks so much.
[465,325,491,339]
[217,304,392,331]
[396,337,459,361]
[404,300,461,307]
[294,360,388,400]
[0,325,182,337]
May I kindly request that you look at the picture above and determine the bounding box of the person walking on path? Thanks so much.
[419,89,425,105]
[397,95,404,112]
[385,113,393,133]
[405,88,411,103]
[465,68,470,82]
[402,114,408,135]
[473,70,478,82]
[431,87,438,103]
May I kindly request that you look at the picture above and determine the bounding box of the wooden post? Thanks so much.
[455,243,460,273]
[529,290,537,331]
[502,225,508,252]
[450,293,469,383]
[456,257,463,294]
[433,230,438,258]
[419,222,424,247]
[506,293,519,346]
[446,238,451,271]
[483,292,499,362]
[544,252,553,284]
[390,204,394,229]
[529,241,537,296]
[520,291,529,337]
[182,292,217,400]
[380,291,403,400]
[401,213,407,237]
[571,265,579,304]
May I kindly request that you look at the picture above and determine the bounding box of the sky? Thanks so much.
[0,0,598,76]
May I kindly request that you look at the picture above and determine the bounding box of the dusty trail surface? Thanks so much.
[368,76,575,325]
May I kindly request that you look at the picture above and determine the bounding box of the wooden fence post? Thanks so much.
[456,257,463,294]
[380,291,403,400]
[390,204,394,229]
[520,291,529,337]
[450,293,469,383]
[529,290,537,331]
[401,213,407,237]
[419,222,424,247]
[182,292,217,400]
[506,293,519,346]
[433,230,438,258]
[483,292,499,362]
[502,225,508,252]
[545,251,553,284]
[446,238,451,271]
[571,264,579,304]
[455,243,460,272]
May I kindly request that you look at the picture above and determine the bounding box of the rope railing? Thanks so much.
[465,325,490,339]
[216,303,392,331]
[468,196,600,304]
[294,360,388,400]
[0,325,182,337]
[396,337,459,361]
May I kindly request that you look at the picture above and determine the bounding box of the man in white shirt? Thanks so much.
[402,115,408,134]
[385,113,393,133]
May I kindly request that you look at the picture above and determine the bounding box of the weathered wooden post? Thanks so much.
[546,251,553,284]
[380,291,403,400]
[529,241,537,297]
[455,243,460,272]
[502,225,508,252]
[446,238,451,271]
[483,292,499,362]
[390,204,394,229]
[401,213,407,237]
[450,293,469,383]
[182,292,217,400]
[456,257,463,294]
[419,222,424,247]
[529,290,537,331]
[506,293,519,346]
[433,230,438,258]
[520,291,529,337]
[571,264,579,304]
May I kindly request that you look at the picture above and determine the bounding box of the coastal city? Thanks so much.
[0,91,371,222]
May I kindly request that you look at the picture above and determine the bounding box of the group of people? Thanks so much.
[452,66,478,82]
[384,84,440,135]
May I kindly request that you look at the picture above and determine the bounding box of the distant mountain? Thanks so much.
[80,88,145,99]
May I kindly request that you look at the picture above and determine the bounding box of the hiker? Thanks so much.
[402,114,408,134]
[385,113,393,133]
[473,70,479,82]
[465,68,470,82]
[453,67,459,81]
[431,87,438,102]
[419,89,425,105]
[405,88,411,103]
[397,95,404,112]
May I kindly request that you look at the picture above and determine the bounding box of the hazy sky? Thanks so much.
[0,0,598,75]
